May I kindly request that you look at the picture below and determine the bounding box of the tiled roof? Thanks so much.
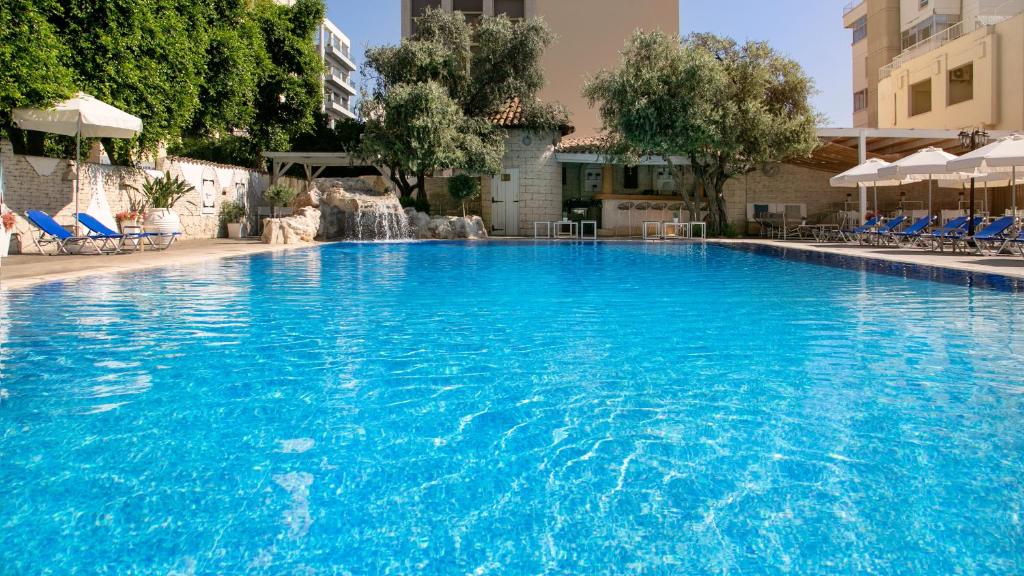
[555,136,607,154]
[489,97,575,135]
[489,97,526,128]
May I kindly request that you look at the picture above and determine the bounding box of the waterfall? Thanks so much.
[316,178,411,241]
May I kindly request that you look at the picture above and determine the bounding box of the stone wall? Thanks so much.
[482,129,562,236]
[1,140,271,252]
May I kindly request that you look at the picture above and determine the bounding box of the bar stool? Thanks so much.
[617,202,634,237]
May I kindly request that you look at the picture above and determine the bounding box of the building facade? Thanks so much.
[316,19,358,125]
[844,0,1024,130]
[400,0,679,138]
[276,1,357,125]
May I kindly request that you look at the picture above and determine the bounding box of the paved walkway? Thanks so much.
[715,238,1024,279]
[0,239,318,290]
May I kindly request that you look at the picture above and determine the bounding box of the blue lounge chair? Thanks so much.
[865,215,906,245]
[930,216,983,252]
[1005,229,1024,257]
[847,216,881,243]
[888,215,934,246]
[954,216,1017,255]
[24,210,107,255]
[74,212,178,252]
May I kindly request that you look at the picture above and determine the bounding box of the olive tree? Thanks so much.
[361,8,564,207]
[585,32,819,234]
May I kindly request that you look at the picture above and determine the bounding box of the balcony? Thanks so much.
[328,100,356,120]
[325,71,356,95]
[323,42,356,71]
[879,21,964,79]
[843,0,865,17]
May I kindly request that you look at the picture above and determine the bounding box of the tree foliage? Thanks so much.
[585,32,820,234]
[361,8,564,203]
[448,173,481,216]
[0,0,76,152]
[0,0,327,168]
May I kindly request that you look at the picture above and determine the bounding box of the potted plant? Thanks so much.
[132,171,195,244]
[0,210,14,258]
[264,184,297,217]
[220,200,247,239]
[116,186,149,231]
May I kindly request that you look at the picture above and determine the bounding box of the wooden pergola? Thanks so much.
[263,152,372,185]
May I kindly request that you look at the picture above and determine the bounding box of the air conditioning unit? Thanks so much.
[584,168,602,193]
[950,67,973,82]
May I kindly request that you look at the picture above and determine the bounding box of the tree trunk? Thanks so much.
[665,156,699,222]
[415,170,428,201]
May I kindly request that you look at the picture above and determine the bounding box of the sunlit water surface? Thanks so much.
[1,242,1022,574]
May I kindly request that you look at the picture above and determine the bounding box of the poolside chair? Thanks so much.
[74,212,179,252]
[24,210,106,255]
[953,216,1017,255]
[845,216,881,243]
[1004,229,1024,257]
[865,215,906,245]
[888,215,934,247]
[928,216,982,252]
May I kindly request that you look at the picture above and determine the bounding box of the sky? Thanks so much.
[325,0,854,127]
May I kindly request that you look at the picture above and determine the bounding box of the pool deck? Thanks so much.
[715,238,1024,280]
[0,239,317,290]
[2,237,1023,290]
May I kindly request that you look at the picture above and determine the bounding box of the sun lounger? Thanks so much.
[865,215,906,245]
[954,216,1017,255]
[846,216,881,243]
[25,210,107,255]
[1000,229,1024,258]
[924,216,967,252]
[74,212,178,252]
[887,215,933,246]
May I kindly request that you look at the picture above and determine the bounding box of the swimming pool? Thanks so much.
[2,241,1022,574]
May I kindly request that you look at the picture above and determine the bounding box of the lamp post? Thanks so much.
[959,129,990,235]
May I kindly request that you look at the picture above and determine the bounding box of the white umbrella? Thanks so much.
[830,158,902,221]
[12,93,143,233]
[947,133,1024,218]
[876,146,960,217]
[938,169,1024,216]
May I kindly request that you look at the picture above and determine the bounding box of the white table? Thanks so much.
[579,220,598,240]
[534,221,552,239]
[642,221,662,240]
[689,222,707,239]
[553,221,578,239]
[662,221,689,239]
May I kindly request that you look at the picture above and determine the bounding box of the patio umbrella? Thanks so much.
[938,169,1024,215]
[948,134,1024,220]
[876,146,960,218]
[12,93,143,233]
[830,158,902,222]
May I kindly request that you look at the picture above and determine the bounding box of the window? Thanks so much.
[453,0,483,26]
[948,63,974,105]
[854,89,869,112]
[623,166,639,190]
[910,78,932,116]
[411,0,442,35]
[920,0,929,7]
[852,16,867,44]
[495,0,525,20]
[901,14,959,50]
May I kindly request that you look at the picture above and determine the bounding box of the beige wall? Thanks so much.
[844,0,902,127]
[877,13,1024,130]
[533,0,678,137]
[402,0,679,138]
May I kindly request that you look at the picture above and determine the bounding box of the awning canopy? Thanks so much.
[12,92,143,138]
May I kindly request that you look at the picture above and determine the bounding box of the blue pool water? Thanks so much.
[2,242,1023,574]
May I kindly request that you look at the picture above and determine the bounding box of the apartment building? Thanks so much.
[844,0,1024,130]
[400,0,679,137]
[276,1,357,125]
[317,19,358,125]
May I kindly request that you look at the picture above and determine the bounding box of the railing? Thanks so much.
[879,21,964,79]
[843,0,865,16]
[977,0,1024,26]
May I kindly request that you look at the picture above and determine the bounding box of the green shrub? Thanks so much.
[414,194,431,214]
[264,184,297,208]
[448,174,480,216]
[219,200,246,223]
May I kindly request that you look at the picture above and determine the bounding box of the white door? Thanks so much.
[490,168,520,236]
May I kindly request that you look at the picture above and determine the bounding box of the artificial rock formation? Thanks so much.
[261,207,321,244]
[405,208,487,240]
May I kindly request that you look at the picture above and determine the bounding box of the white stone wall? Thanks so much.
[1,140,269,253]
[480,129,562,236]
